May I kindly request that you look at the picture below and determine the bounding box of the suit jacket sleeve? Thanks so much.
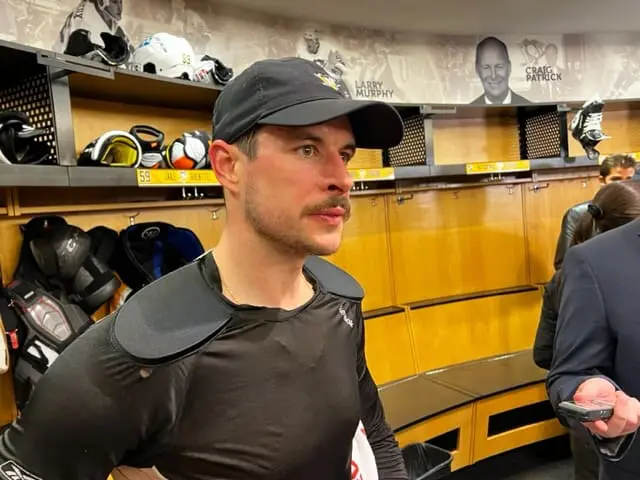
[0,316,191,480]
[356,306,408,479]
[546,246,634,461]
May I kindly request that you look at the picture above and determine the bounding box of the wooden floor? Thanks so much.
[448,436,572,480]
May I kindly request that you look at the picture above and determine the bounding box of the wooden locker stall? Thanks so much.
[363,309,418,385]
[432,114,520,165]
[70,98,211,158]
[325,195,395,312]
[387,185,529,305]
[523,175,600,284]
[408,289,542,372]
[567,102,640,158]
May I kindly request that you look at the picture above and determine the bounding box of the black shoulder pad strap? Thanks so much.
[113,253,233,365]
[304,256,364,301]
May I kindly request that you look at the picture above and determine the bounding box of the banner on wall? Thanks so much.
[3,0,640,106]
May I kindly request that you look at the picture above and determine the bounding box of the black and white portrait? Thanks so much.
[53,0,133,55]
[296,26,352,99]
[470,36,531,105]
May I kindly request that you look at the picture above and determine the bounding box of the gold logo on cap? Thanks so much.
[314,72,339,92]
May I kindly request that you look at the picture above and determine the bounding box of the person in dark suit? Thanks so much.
[547,180,640,480]
[553,154,637,271]
[470,36,531,105]
[535,180,640,479]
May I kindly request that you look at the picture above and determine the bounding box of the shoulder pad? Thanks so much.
[304,256,364,301]
[113,253,233,365]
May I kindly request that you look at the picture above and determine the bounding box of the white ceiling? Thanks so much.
[212,0,640,35]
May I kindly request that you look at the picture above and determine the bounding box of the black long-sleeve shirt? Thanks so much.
[0,254,407,480]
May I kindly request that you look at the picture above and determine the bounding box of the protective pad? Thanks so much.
[70,254,121,314]
[303,255,364,301]
[29,224,92,280]
[113,253,233,365]
[14,215,69,290]
[114,254,363,365]
[115,221,205,292]
[5,279,94,409]
[87,225,120,265]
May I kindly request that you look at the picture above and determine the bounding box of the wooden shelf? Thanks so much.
[18,198,224,216]
[0,161,601,191]
[68,68,221,112]
[67,166,138,187]
[0,164,68,186]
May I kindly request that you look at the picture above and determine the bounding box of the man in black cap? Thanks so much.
[0,57,407,480]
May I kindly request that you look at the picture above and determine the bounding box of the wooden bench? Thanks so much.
[378,350,566,472]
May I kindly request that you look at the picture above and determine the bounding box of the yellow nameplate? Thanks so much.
[465,160,530,175]
[348,167,395,181]
[136,169,218,187]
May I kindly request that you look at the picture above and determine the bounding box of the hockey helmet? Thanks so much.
[129,33,196,80]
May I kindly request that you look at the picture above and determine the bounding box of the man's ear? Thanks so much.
[210,140,241,193]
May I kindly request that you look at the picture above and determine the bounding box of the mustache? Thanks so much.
[303,196,352,219]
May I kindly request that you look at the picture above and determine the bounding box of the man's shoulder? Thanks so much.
[571,218,640,261]
[511,90,531,104]
[304,256,364,302]
[113,256,234,365]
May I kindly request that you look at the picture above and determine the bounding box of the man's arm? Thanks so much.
[547,246,634,460]
[0,315,191,480]
[356,305,408,479]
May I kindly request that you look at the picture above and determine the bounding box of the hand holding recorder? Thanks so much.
[559,377,640,439]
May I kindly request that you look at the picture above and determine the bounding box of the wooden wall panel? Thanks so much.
[348,149,383,170]
[71,98,211,158]
[433,117,520,165]
[387,186,528,305]
[327,196,395,311]
[409,290,542,372]
[364,311,417,385]
[524,177,600,284]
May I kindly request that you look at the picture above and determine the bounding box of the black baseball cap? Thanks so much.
[212,57,404,149]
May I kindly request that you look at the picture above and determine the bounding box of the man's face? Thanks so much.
[235,116,356,257]
[98,0,123,20]
[601,166,636,184]
[476,45,511,100]
[304,32,320,55]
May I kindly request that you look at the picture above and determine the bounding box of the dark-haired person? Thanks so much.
[470,36,531,105]
[535,180,640,479]
[546,179,640,480]
[553,154,637,271]
[0,57,408,480]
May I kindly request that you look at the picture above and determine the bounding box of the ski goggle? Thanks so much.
[77,131,142,168]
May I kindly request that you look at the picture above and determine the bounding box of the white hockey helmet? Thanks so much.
[129,33,196,80]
